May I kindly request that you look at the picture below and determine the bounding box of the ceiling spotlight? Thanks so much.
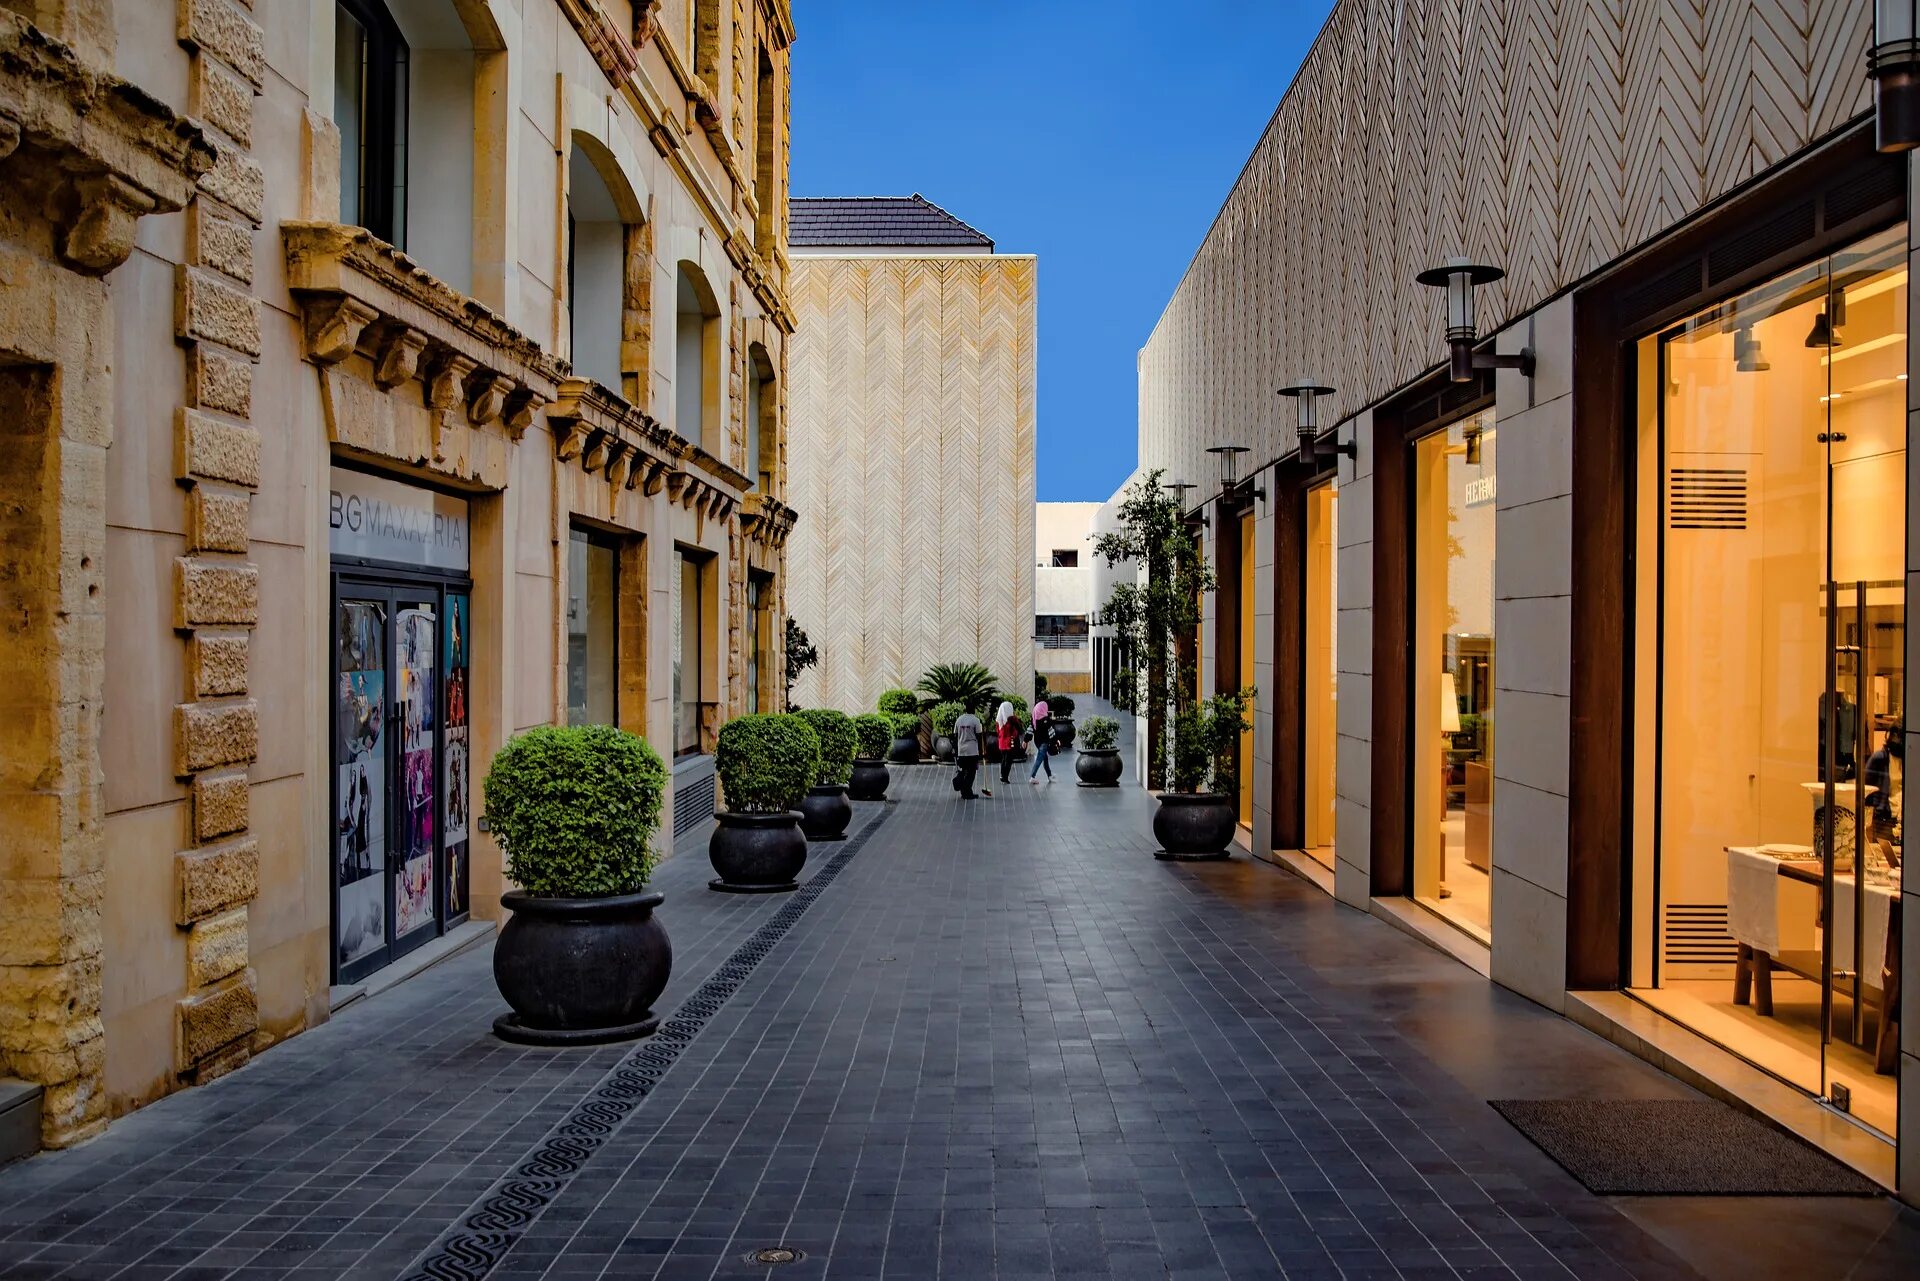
[1805,310,1844,349]
[1735,324,1770,371]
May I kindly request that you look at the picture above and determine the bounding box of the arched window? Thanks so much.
[675,264,719,452]
[567,141,630,392]
[745,344,774,490]
[333,0,477,293]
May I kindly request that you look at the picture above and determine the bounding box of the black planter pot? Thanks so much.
[933,735,956,761]
[1152,792,1237,860]
[1074,747,1123,788]
[848,758,890,801]
[887,734,920,763]
[799,783,852,841]
[709,810,807,892]
[493,889,672,1045]
[1054,717,1077,751]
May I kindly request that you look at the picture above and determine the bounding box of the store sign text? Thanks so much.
[1463,475,1496,507]
[328,468,470,571]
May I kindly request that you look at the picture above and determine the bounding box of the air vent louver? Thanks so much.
[1668,467,1748,530]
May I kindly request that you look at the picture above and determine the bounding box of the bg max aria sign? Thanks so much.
[328,468,470,572]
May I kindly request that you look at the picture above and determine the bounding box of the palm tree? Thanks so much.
[916,662,1003,713]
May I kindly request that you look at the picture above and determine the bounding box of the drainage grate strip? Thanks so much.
[398,804,893,1281]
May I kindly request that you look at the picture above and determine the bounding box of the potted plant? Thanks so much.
[1095,469,1257,858]
[878,688,920,762]
[1153,691,1252,859]
[483,724,671,1044]
[929,701,965,761]
[1048,693,1078,750]
[849,712,892,800]
[917,661,1001,711]
[794,707,856,840]
[1074,714,1123,787]
[710,713,819,892]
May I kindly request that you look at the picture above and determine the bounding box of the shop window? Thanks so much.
[1036,614,1089,650]
[754,43,778,249]
[746,345,774,489]
[676,264,720,453]
[1412,409,1497,943]
[747,572,775,714]
[1303,483,1338,868]
[1629,224,1906,1143]
[673,548,712,756]
[567,141,632,393]
[333,0,477,293]
[566,528,619,727]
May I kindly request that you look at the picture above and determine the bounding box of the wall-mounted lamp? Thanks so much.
[1163,478,1205,529]
[1415,257,1537,383]
[1872,1,1920,152]
[1204,444,1264,505]
[1278,380,1353,467]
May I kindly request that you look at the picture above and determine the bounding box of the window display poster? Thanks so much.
[336,602,387,968]
[396,606,437,937]
[444,593,471,918]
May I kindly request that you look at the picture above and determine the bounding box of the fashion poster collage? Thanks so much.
[444,594,470,919]
[336,601,388,968]
[395,604,437,938]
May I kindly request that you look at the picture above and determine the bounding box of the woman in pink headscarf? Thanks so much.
[1027,699,1055,783]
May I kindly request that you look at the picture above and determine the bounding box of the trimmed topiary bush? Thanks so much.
[1049,694,1077,718]
[794,708,856,786]
[716,714,819,813]
[1080,715,1118,751]
[483,724,667,896]
[876,687,919,717]
[886,711,920,740]
[852,713,891,761]
[929,700,965,737]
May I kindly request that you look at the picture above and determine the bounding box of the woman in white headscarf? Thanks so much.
[995,701,1018,787]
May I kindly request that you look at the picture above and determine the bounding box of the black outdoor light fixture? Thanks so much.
[1204,444,1264,505]
[1415,257,1537,383]
[1872,0,1920,152]
[1278,379,1353,467]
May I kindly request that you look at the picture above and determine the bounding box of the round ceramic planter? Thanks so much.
[848,758,890,801]
[1053,717,1077,751]
[933,735,956,762]
[493,889,672,1045]
[708,810,807,892]
[798,783,852,841]
[887,734,920,764]
[1152,792,1236,860]
[1074,748,1123,787]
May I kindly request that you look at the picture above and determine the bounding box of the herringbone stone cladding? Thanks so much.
[788,255,1037,712]
[1138,0,1876,485]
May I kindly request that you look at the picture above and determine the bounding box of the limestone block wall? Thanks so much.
[787,254,1037,712]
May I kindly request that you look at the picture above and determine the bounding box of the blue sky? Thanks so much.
[789,1,1337,503]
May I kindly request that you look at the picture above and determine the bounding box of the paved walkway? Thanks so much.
[2,739,1918,1280]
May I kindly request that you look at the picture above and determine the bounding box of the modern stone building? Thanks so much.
[786,195,1036,712]
[1139,0,1919,1199]
[0,0,796,1152]
[1034,501,1098,695]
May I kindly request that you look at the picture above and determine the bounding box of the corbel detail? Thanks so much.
[371,324,427,388]
[307,297,379,366]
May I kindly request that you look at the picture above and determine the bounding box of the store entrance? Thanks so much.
[1631,224,1905,1142]
[1303,480,1337,869]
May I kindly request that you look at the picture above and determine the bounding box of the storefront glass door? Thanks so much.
[1634,224,1905,1141]
[1304,481,1338,868]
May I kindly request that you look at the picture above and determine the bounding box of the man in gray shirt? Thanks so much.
[952,708,984,800]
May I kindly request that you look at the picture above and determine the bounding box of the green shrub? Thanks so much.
[929,700,965,737]
[1048,693,1077,718]
[1171,689,1253,793]
[483,724,667,896]
[886,711,920,740]
[794,707,856,786]
[1080,715,1119,751]
[852,713,891,760]
[876,687,918,716]
[716,714,819,812]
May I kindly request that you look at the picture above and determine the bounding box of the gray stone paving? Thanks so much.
[1,735,1918,1280]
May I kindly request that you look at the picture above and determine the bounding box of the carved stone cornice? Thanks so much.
[0,14,213,276]
[547,377,687,497]
[725,228,796,334]
[283,221,562,440]
[740,491,797,549]
[763,0,796,52]
[631,0,663,49]
[558,0,640,88]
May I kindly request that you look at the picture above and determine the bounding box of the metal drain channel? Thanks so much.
[399,804,894,1281]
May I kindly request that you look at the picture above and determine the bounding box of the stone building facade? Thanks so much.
[0,0,795,1152]
[1138,0,1919,1200]
[786,196,1036,712]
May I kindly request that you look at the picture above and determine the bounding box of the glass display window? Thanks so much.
[1629,223,1906,1144]
[1304,481,1338,868]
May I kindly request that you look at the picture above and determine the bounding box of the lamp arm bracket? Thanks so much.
[1472,346,1536,377]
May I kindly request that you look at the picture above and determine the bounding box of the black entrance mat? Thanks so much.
[1489,1098,1882,1196]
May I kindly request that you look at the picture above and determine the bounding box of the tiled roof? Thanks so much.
[789,195,995,250]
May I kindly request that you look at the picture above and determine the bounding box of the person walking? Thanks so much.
[996,701,1019,787]
[952,705,984,799]
[1028,698,1055,784]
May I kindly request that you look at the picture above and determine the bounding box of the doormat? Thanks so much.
[1489,1098,1882,1196]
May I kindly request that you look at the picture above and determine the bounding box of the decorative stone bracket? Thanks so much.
[740,492,797,549]
[0,14,214,276]
[284,222,561,457]
[559,0,640,87]
[547,377,747,524]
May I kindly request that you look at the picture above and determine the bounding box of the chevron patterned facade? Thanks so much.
[787,255,1037,713]
[1138,0,1875,482]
